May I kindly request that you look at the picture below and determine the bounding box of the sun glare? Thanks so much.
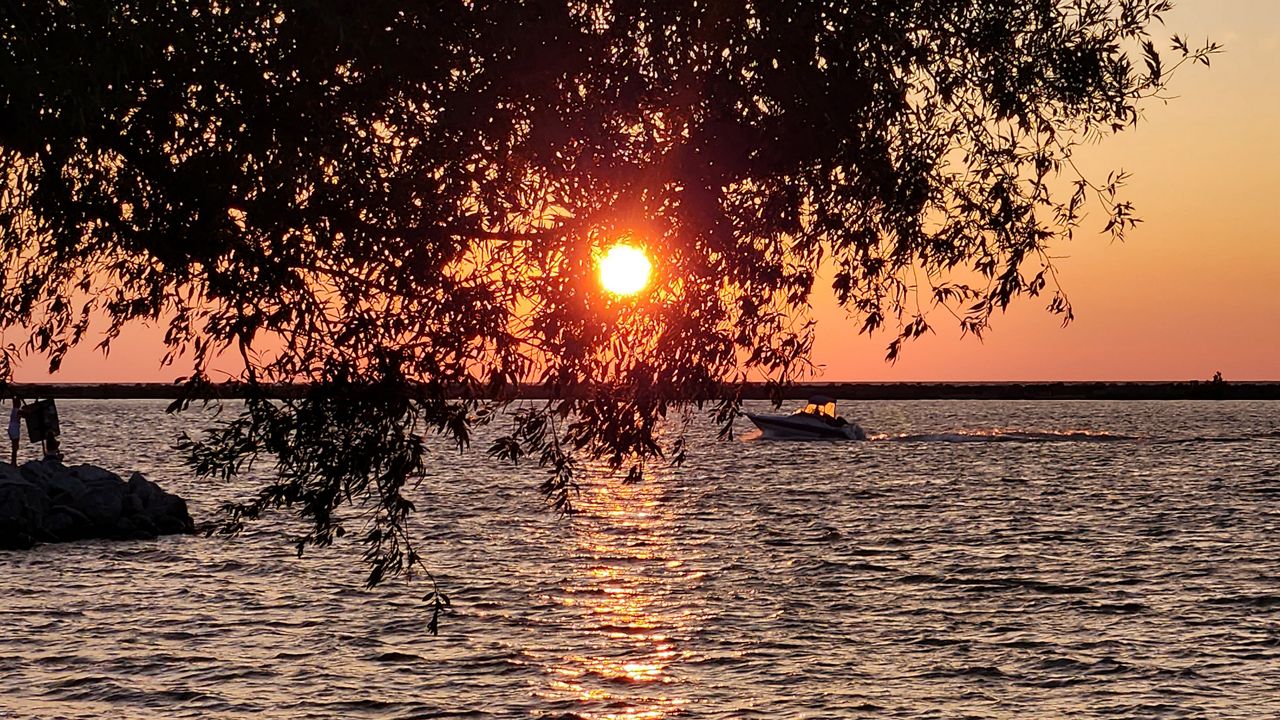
[598,243,652,296]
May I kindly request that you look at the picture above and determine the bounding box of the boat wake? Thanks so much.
[743,425,1280,444]
[873,429,1136,443]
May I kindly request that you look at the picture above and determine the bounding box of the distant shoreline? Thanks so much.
[2,381,1278,401]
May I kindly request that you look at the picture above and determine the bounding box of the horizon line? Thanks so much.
[2,379,1277,401]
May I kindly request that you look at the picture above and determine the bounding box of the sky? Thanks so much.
[10,0,1278,383]
[812,0,1280,381]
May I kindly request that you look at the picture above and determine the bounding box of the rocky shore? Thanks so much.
[0,460,194,550]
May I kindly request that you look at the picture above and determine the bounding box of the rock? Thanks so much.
[0,459,195,549]
[0,463,22,484]
[1,481,53,548]
[18,458,66,486]
[70,475,126,532]
[128,472,195,534]
[0,530,35,551]
[69,464,125,486]
[129,514,159,537]
[154,512,191,536]
[112,515,158,541]
[45,505,93,542]
[122,493,143,515]
[126,471,165,508]
[0,465,53,550]
[43,472,87,505]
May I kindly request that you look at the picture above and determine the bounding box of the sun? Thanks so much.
[598,243,652,296]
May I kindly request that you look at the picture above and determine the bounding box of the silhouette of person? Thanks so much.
[8,397,25,466]
[43,432,62,462]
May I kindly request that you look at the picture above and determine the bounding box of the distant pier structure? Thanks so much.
[1,381,1277,402]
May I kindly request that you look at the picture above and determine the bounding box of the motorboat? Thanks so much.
[745,395,867,440]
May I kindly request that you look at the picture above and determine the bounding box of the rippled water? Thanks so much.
[2,399,1280,719]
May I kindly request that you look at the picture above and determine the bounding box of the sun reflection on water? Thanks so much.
[534,462,701,719]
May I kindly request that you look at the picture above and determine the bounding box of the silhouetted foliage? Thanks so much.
[1,1,1215,610]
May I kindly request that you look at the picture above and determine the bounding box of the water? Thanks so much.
[2,399,1279,719]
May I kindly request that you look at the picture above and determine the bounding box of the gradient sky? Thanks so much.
[813,0,1280,381]
[10,0,1278,383]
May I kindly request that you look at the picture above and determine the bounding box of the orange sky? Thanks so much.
[812,0,1280,381]
[10,0,1278,383]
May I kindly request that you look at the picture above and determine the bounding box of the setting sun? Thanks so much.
[598,243,652,296]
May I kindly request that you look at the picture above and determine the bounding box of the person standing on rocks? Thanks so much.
[8,397,26,466]
[43,432,62,462]
[30,399,63,462]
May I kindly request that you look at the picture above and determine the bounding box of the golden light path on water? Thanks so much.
[535,459,704,719]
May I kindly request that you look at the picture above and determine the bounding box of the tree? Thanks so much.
[0,0,1215,621]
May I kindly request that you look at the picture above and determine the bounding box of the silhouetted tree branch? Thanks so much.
[0,0,1216,618]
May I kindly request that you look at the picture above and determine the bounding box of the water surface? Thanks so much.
[2,400,1279,718]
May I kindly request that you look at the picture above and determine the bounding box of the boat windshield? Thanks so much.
[798,400,839,418]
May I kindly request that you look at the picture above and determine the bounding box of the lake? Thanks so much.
[2,399,1278,718]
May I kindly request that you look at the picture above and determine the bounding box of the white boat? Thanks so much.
[745,395,867,440]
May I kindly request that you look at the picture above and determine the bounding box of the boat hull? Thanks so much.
[745,413,865,440]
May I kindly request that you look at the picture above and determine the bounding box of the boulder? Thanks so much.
[43,472,87,506]
[112,515,159,541]
[154,512,192,536]
[72,480,126,532]
[45,504,93,542]
[0,475,52,550]
[127,471,167,509]
[0,459,194,549]
[18,458,66,486]
[0,463,23,485]
[69,464,126,487]
[128,472,195,534]
[128,514,159,537]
